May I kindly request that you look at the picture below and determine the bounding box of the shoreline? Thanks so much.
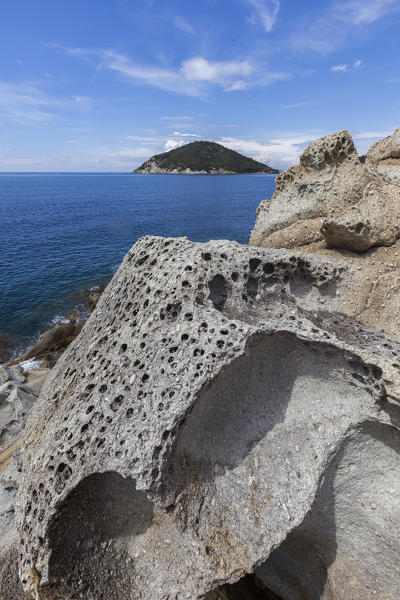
[0,283,107,366]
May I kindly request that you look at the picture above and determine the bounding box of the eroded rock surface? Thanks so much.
[366,126,400,181]
[16,236,400,600]
[255,421,400,599]
[0,365,38,453]
[250,128,400,340]
[250,129,400,252]
[0,365,36,599]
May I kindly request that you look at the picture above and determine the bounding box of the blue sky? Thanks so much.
[1,0,399,171]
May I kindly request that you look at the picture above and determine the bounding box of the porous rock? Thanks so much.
[250,129,400,252]
[0,451,31,600]
[0,366,38,453]
[366,126,400,181]
[250,129,400,340]
[16,236,400,599]
[0,373,34,600]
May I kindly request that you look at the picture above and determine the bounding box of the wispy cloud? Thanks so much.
[353,130,392,139]
[292,0,399,54]
[0,81,92,124]
[58,47,289,97]
[218,134,316,168]
[352,128,394,154]
[334,0,398,25]
[173,131,199,137]
[281,101,311,109]
[173,15,195,35]
[0,81,58,123]
[162,115,196,121]
[181,56,254,82]
[244,0,280,32]
[330,59,363,72]
[331,64,348,72]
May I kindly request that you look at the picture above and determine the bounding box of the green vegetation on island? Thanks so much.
[134,141,279,174]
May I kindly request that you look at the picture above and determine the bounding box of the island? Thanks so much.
[133,140,279,174]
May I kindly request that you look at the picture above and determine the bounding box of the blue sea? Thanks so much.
[0,173,276,354]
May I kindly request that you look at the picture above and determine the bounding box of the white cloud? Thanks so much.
[331,60,364,72]
[58,47,289,97]
[218,135,317,168]
[292,0,399,54]
[351,129,394,154]
[123,134,164,143]
[281,101,311,109]
[181,57,254,85]
[334,0,397,25]
[73,95,91,109]
[172,131,199,137]
[331,64,348,72]
[245,0,280,32]
[104,148,155,160]
[164,139,188,151]
[0,81,92,124]
[353,130,392,139]
[173,15,195,35]
[100,50,199,95]
[0,81,57,122]
[162,115,195,121]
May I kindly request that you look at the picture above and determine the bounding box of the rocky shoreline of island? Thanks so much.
[134,140,279,174]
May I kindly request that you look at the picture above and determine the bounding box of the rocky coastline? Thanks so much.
[1,128,399,599]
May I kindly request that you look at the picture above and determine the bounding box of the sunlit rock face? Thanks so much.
[15,236,399,600]
[366,126,400,182]
[250,128,400,341]
[250,129,400,253]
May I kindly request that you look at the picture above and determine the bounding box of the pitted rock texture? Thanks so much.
[250,129,400,340]
[250,129,400,252]
[0,365,38,453]
[0,364,38,598]
[16,236,400,600]
[366,126,400,181]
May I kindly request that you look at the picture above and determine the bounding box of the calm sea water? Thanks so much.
[0,173,276,352]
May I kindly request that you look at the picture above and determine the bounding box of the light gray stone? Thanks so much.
[250,129,400,252]
[16,236,400,600]
[0,382,37,453]
[366,126,400,182]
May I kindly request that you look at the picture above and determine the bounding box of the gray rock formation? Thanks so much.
[0,365,38,453]
[366,126,400,181]
[250,128,400,340]
[0,365,38,599]
[250,129,400,252]
[15,236,400,600]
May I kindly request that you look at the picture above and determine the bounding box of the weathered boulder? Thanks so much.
[250,129,400,252]
[0,366,38,453]
[0,367,37,599]
[254,421,400,600]
[0,444,31,600]
[366,126,400,181]
[321,179,400,251]
[250,129,400,340]
[16,236,399,600]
